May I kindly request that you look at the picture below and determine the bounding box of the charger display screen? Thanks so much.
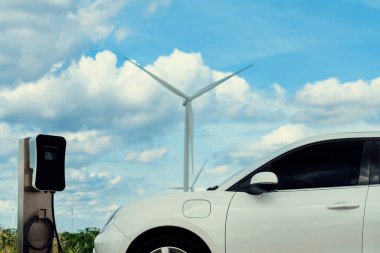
[44,151,57,161]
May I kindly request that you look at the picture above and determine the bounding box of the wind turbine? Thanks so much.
[124,57,251,192]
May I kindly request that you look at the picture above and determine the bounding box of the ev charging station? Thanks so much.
[17,134,66,253]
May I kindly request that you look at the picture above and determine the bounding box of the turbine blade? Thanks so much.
[190,65,252,100]
[191,159,208,189]
[124,57,189,99]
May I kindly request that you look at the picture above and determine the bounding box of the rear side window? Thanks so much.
[271,140,365,190]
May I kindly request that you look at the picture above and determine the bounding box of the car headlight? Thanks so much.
[100,206,122,234]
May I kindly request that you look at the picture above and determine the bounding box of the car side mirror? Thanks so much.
[247,172,278,195]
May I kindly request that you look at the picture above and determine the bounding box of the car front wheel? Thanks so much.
[135,234,210,253]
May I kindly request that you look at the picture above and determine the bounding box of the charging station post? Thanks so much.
[17,135,66,253]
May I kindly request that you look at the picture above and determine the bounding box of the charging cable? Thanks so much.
[23,214,54,253]
[51,192,64,253]
[23,192,64,253]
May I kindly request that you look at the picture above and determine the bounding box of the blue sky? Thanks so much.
[1,0,380,230]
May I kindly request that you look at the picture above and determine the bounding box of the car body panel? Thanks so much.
[226,186,368,253]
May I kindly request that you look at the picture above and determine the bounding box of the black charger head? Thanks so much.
[29,134,66,192]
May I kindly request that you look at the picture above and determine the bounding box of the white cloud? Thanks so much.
[231,123,312,160]
[260,123,311,147]
[150,49,213,94]
[64,130,116,155]
[296,77,380,106]
[0,51,125,129]
[126,147,169,163]
[294,77,380,123]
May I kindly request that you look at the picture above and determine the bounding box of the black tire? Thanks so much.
[135,234,210,253]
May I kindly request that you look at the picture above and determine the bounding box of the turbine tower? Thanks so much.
[125,57,251,191]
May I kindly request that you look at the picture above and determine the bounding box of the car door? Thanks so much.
[226,140,370,253]
[363,141,380,253]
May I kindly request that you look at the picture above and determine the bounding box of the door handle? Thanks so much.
[327,202,360,210]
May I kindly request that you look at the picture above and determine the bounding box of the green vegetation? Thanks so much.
[60,228,99,253]
[0,227,99,253]
[0,229,16,253]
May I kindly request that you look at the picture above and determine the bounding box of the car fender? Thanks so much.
[113,191,235,253]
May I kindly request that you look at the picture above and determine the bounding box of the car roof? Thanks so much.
[218,131,380,191]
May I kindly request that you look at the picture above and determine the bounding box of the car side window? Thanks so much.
[270,140,365,190]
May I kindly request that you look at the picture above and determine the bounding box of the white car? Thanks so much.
[94,132,380,253]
